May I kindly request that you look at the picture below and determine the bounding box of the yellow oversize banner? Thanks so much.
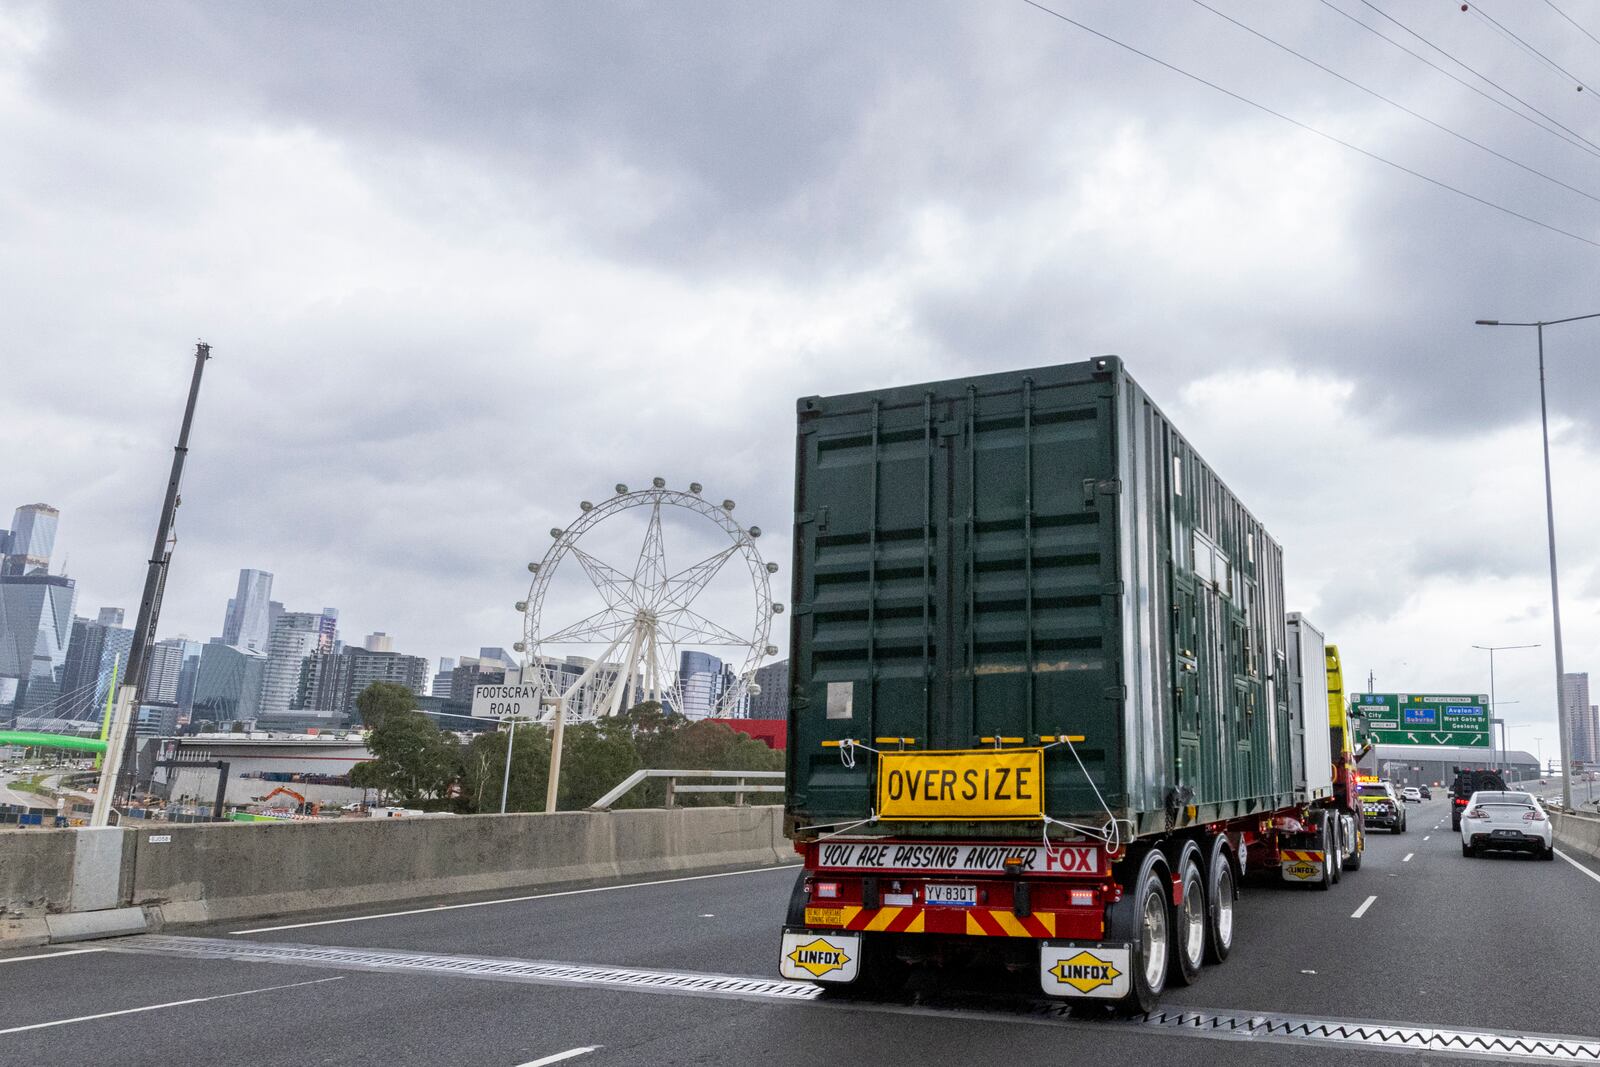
[875,749,1045,821]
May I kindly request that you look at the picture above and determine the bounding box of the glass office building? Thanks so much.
[0,572,77,722]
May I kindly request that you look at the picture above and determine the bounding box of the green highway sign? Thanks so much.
[1351,692,1491,748]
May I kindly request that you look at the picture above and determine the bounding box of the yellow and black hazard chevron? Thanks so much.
[803,904,1059,938]
[1279,850,1325,863]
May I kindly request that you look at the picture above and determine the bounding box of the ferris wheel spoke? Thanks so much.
[539,608,632,645]
[657,606,753,647]
[661,544,740,614]
[633,500,670,594]
[568,546,636,609]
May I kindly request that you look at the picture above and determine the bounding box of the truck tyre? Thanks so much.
[1202,835,1235,965]
[1105,849,1170,1014]
[1315,815,1334,891]
[1167,842,1206,987]
[1451,812,1461,832]
[785,870,809,926]
[1329,817,1343,884]
[1345,820,1363,871]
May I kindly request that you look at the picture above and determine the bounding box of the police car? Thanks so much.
[1357,777,1406,833]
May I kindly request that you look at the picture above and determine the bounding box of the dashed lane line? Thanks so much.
[1423,836,1430,841]
[516,1047,601,1067]
[1351,895,1377,919]
[1403,853,1414,862]
[0,976,343,1035]
[102,936,1600,1062]
[231,864,801,935]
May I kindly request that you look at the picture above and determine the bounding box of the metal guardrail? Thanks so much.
[588,769,784,811]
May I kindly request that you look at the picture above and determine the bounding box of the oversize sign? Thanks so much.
[812,840,1102,877]
[875,749,1045,821]
[471,683,540,719]
[1351,693,1490,748]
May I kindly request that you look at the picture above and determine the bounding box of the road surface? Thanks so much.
[4,796,1599,1066]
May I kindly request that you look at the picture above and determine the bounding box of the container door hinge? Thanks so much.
[1082,478,1122,505]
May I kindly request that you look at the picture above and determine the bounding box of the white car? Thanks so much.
[1401,787,1422,803]
[1459,790,1554,860]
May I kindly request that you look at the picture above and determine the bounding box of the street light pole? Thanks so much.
[1472,644,1536,769]
[1475,313,1600,811]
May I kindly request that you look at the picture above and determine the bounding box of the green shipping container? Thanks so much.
[786,357,1298,842]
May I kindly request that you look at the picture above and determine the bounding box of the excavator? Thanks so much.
[254,785,320,816]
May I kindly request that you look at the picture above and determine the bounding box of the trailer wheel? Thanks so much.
[1167,843,1206,987]
[1329,816,1343,885]
[1202,836,1235,964]
[1106,849,1170,1014]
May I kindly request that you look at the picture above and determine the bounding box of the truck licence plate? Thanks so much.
[925,883,977,906]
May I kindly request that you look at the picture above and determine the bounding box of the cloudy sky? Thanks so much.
[3,1,1597,757]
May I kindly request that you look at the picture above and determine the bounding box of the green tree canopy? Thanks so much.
[355,681,417,729]
[351,710,460,803]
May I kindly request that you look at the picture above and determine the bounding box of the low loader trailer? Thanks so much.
[778,358,1364,1011]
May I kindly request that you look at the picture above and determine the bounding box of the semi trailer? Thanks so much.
[778,357,1365,1011]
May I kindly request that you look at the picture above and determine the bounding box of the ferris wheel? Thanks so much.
[515,478,782,724]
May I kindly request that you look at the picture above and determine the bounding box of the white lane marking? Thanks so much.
[0,976,343,1035]
[1423,836,1430,841]
[0,947,105,966]
[1555,849,1600,886]
[1350,895,1377,919]
[1403,853,1414,862]
[516,1047,600,1067]
[233,864,802,935]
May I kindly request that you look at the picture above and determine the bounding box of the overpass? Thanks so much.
[4,798,1600,1064]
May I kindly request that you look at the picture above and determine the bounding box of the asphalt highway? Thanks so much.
[5,796,1600,1066]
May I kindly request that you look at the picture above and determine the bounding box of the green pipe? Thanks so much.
[0,731,109,754]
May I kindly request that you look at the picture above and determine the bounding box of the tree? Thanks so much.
[355,681,416,729]
[462,722,550,814]
[350,711,460,803]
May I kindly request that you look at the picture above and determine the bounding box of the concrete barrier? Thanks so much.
[0,826,139,947]
[1553,810,1600,864]
[131,805,790,926]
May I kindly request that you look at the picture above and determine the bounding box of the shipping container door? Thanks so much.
[952,377,1122,815]
[789,396,945,821]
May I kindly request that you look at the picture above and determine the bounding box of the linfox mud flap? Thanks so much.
[780,927,861,984]
[1039,942,1133,1000]
[1279,849,1325,883]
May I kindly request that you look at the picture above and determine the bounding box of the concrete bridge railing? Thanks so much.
[1552,809,1600,864]
[1,805,791,948]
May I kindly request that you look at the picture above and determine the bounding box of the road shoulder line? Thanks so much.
[231,863,801,935]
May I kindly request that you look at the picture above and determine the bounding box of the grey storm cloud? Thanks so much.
[3,0,1598,704]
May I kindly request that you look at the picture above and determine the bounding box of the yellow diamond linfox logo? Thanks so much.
[1050,950,1122,994]
[1286,861,1319,880]
[787,937,852,978]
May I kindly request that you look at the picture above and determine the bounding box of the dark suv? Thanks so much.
[1450,769,1508,831]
